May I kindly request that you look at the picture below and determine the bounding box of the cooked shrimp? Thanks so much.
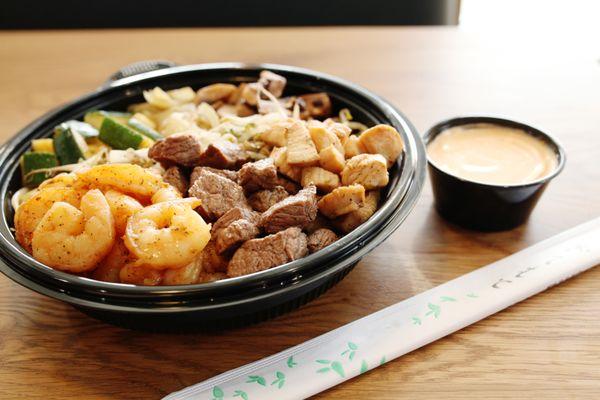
[92,239,131,282]
[31,189,115,273]
[151,186,182,204]
[104,190,143,235]
[162,261,201,285]
[76,163,167,200]
[124,198,210,269]
[119,263,163,286]
[14,186,83,252]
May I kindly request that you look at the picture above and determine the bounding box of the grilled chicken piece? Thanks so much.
[341,154,389,190]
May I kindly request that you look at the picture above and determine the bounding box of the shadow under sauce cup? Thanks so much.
[424,116,566,231]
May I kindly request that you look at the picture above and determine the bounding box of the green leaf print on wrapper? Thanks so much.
[315,360,345,378]
[412,316,422,325]
[440,296,456,302]
[341,342,358,361]
[211,386,224,400]
[425,303,441,318]
[271,371,286,389]
[233,390,248,400]
[246,375,266,386]
[287,356,298,368]
[360,360,368,374]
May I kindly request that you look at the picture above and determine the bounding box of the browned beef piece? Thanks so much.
[188,168,248,221]
[162,166,189,195]
[227,227,308,277]
[198,241,229,273]
[258,70,287,98]
[148,132,204,167]
[248,186,290,212]
[215,219,260,254]
[211,207,260,254]
[276,175,300,194]
[197,141,247,169]
[190,166,238,187]
[197,272,228,283]
[211,207,260,234]
[238,158,279,193]
[259,185,318,234]
[307,228,339,254]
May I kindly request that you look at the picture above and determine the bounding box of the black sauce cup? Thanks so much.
[424,116,566,231]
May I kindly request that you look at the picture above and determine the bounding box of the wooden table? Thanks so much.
[1,27,599,399]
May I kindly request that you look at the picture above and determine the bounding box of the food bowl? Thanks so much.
[0,63,426,331]
[424,116,565,231]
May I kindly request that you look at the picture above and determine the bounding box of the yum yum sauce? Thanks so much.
[427,123,558,185]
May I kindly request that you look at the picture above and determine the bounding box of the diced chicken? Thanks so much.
[317,184,365,219]
[143,87,175,110]
[270,146,302,182]
[259,121,288,147]
[334,190,380,233]
[307,228,339,253]
[299,93,332,118]
[286,121,320,166]
[301,167,340,193]
[308,120,344,153]
[343,135,365,159]
[324,119,352,142]
[241,83,260,106]
[319,145,345,174]
[236,103,255,117]
[258,70,287,98]
[196,83,237,104]
[358,124,404,167]
[341,154,389,190]
[167,87,196,103]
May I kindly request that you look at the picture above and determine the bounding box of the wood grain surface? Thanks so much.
[0,27,599,399]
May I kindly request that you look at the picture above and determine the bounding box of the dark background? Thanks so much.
[0,0,459,29]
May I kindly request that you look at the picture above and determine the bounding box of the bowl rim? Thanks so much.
[423,115,566,189]
[0,62,426,302]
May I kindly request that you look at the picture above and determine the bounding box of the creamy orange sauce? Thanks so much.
[427,123,558,185]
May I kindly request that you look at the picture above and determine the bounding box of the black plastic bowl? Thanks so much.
[424,116,565,231]
[0,63,426,331]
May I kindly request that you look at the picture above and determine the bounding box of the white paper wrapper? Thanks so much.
[165,217,600,400]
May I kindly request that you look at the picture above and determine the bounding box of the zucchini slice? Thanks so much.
[20,152,59,187]
[54,128,88,165]
[99,117,144,150]
[127,117,163,141]
[84,110,132,130]
[32,138,54,153]
[55,120,99,139]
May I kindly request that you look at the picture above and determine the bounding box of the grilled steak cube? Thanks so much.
[188,168,249,221]
[238,158,279,193]
[307,228,339,254]
[197,141,247,169]
[198,241,229,273]
[248,186,290,212]
[148,132,203,167]
[259,185,318,234]
[215,219,260,254]
[190,166,238,186]
[227,227,308,277]
[211,207,260,234]
[162,166,189,195]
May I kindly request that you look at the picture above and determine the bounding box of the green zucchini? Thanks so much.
[84,110,132,130]
[54,128,87,164]
[99,117,144,150]
[127,117,163,141]
[20,152,59,187]
[55,120,98,139]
